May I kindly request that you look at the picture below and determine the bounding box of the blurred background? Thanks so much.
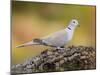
[12,1,96,65]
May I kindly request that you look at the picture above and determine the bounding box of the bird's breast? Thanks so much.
[66,30,74,41]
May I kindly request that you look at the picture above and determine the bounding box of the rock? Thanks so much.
[11,46,96,74]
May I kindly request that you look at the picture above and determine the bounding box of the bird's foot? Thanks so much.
[55,46,65,50]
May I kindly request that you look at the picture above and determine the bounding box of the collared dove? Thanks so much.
[16,19,79,49]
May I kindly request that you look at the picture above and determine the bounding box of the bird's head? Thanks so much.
[69,19,79,27]
[66,19,79,30]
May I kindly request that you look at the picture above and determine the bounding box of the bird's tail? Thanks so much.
[16,40,40,48]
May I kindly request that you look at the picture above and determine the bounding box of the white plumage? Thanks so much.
[16,19,79,48]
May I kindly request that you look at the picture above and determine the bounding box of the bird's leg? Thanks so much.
[60,46,65,48]
[55,46,65,50]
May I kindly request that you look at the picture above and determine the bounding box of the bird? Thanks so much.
[16,19,79,49]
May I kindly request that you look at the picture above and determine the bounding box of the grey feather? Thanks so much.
[16,19,79,48]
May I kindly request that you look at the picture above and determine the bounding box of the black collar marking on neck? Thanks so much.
[67,27,71,30]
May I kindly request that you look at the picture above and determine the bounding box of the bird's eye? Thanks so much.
[73,21,75,23]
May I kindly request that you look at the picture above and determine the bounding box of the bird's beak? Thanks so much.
[78,25,80,27]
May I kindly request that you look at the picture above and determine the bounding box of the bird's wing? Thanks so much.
[41,29,68,47]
